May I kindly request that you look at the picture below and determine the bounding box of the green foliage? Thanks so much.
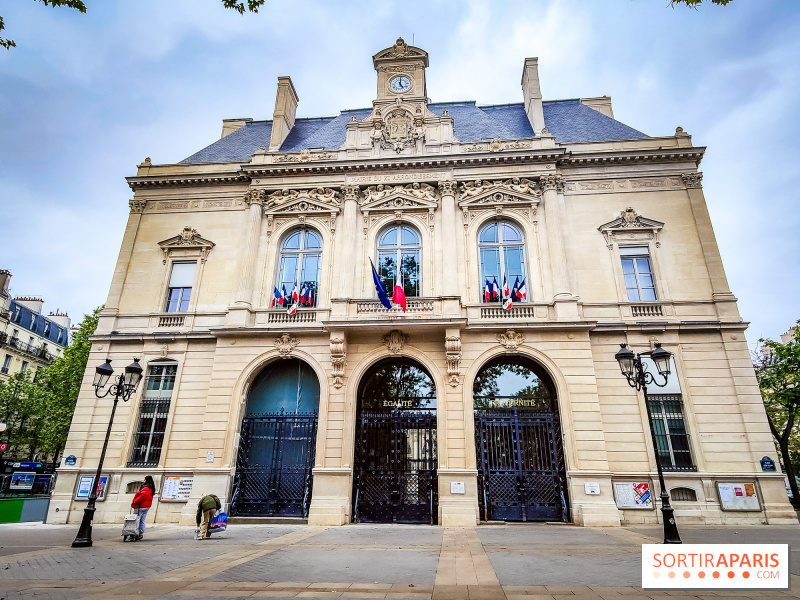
[754,322,800,503]
[222,0,265,14]
[0,307,101,462]
[669,0,733,6]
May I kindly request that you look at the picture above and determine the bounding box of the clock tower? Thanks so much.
[372,37,429,107]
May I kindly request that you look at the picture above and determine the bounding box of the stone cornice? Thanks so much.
[124,146,706,190]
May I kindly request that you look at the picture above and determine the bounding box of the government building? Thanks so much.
[48,39,795,528]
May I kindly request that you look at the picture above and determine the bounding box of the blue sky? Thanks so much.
[1,0,798,344]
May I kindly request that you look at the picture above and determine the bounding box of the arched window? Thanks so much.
[276,228,322,306]
[377,225,420,298]
[478,220,527,302]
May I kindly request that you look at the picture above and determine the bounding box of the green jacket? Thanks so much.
[196,494,221,525]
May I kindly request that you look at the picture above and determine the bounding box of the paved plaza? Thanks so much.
[0,522,798,600]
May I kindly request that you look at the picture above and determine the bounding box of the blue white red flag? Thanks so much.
[492,276,499,299]
[517,279,527,300]
[484,279,491,303]
[502,275,513,310]
[299,285,308,305]
[271,287,280,307]
[392,270,407,312]
[370,259,393,309]
[511,276,520,300]
[280,285,288,306]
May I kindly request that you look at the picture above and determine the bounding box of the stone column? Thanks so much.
[333,185,361,300]
[438,180,458,296]
[541,174,578,319]
[97,198,146,333]
[681,173,739,319]
[227,190,265,326]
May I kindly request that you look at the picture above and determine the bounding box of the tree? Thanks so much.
[2,0,263,50]
[753,323,800,504]
[35,306,102,465]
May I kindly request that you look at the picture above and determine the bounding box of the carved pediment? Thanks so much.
[158,226,215,264]
[373,37,428,62]
[457,178,542,208]
[360,183,439,212]
[598,207,664,247]
[263,188,341,215]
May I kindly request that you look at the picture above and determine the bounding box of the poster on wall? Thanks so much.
[717,482,760,511]
[74,474,108,501]
[9,471,36,490]
[161,476,194,501]
[613,481,653,509]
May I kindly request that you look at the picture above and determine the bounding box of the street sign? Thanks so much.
[65,455,77,466]
[761,456,777,471]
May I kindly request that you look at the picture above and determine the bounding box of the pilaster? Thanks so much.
[438,180,458,296]
[227,190,265,326]
[541,174,579,319]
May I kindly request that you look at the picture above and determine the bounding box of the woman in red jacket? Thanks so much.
[131,476,155,541]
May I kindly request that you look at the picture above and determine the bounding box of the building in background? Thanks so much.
[0,270,71,381]
[49,39,795,528]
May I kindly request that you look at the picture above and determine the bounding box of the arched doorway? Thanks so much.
[231,358,320,517]
[353,357,437,524]
[473,356,569,522]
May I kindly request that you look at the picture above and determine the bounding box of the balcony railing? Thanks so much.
[158,315,185,328]
[631,304,664,318]
[356,300,435,314]
[0,333,55,361]
[479,304,537,320]
[267,310,317,324]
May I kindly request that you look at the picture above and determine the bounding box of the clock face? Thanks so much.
[389,75,411,93]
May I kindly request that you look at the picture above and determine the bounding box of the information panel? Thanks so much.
[10,471,36,490]
[613,481,653,509]
[717,481,761,511]
[74,474,108,501]
[161,476,194,501]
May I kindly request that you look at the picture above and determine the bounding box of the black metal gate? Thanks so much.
[353,409,438,524]
[475,409,568,522]
[230,410,317,517]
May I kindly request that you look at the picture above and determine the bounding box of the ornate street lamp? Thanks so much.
[615,343,682,544]
[72,358,143,548]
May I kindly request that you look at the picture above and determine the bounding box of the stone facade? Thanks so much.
[48,39,795,529]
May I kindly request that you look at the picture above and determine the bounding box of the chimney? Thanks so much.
[521,58,546,134]
[0,269,10,297]
[580,96,614,119]
[269,76,299,152]
[15,296,44,314]
[221,118,252,139]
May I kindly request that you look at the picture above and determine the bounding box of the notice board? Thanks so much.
[716,482,761,511]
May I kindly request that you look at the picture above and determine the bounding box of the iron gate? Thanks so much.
[475,409,568,522]
[230,410,318,517]
[353,409,438,524]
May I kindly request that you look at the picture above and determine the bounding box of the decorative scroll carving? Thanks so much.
[363,182,438,206]
[274,333,298,357]
[274,149,337,163]
[266,188,339,208]
[497,329,525,350]
[459,178,539,199]
[598,207,665,248]
[374,36,425,60]
[445,335,462,387]
[462,139,533,153]
[383,330,408,354]
[382,108,414,152]
[158,226,215,264]
[342,185,360,201]
[330,337,346,389]
[129,198,147,213]
[244,189,267,206]
[540,174,565,193]
[437,180,457,196]
[681,172,703,189]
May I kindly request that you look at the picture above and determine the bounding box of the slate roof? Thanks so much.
[180,100,647,164]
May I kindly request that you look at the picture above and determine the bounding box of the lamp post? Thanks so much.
[614,342,682,544]
[72,358,143,548]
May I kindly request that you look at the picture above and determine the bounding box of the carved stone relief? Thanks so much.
[497,329,525,350]
[330,337,346,389]
[158,226,215,264]
[129,198,147,213]
[681,172,703,189]
[445,335,462,387]
[598,207,665,248]
[383,330,408,353]
[274,333,299,357]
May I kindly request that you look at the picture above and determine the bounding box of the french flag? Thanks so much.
[517,279,527,301]
[271,287,280,308]
[280,285,288,306]
[492,276,499,300]
[392,270,407,312]
[484,279,491,303]
[287,299,298,315]
[502,275,513,310]
[291,284,299,303]
[511,276,520,301]
[299,285,309,305]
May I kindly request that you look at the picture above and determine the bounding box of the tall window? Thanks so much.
[377,225,420,297]
[276,229,322,306]
[647,394,694,470]
[20,361,28,372]
[56,328,64,344]
[1,354,11,374]
[129,363,176,467]
[164,261,196,312]
[44,321,51,336]
[478,220,526,301]
[620,246,656,301]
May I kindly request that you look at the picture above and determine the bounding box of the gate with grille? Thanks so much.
[475,409,568,522]
[353,409,438,524]
[230,411,318,517]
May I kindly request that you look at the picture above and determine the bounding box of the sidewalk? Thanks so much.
[0,522,797,600]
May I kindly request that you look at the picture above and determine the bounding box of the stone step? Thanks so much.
[228,516,308,525]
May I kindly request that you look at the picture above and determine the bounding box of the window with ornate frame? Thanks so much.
[377,224,421,298]
[164,261,196,313]
[478,220,527,302]
[128,362,176,467]
[276,228,322,307]
[619,246,656,302]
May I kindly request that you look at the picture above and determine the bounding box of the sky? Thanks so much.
[0,0,798,345]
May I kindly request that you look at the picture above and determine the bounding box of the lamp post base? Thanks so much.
[71,505,96,548]
[660,501,682,544]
